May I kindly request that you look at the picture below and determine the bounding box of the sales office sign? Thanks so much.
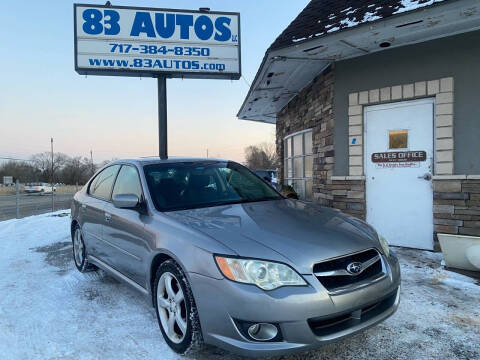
[372,151,427,169]
[74,4,241,79]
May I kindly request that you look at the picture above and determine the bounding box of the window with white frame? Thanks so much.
[284,130,313,201]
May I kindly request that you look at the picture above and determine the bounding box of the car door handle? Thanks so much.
[105,213,112,222]
[418,173,432,181]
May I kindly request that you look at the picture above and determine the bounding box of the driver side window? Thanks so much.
[89,165,121,201]
[112,165,143,200]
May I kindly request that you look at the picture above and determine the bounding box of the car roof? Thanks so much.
[109,157,231,167]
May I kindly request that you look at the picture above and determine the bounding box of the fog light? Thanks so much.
[247,323,278,341]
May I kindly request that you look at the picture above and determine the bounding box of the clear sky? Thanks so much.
[0,0,309,163]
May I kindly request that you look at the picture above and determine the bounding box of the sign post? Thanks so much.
[74,3,241,158]
[157,76,167,159]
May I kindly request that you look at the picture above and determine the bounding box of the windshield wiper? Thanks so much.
[163,197,281,212]
[237,197,280,204]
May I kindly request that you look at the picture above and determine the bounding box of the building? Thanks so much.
[238,0,480,250]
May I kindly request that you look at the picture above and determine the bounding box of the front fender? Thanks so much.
[143,214,236,296]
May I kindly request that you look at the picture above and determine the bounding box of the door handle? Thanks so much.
[105,213,112,222]
[418,173,432,181]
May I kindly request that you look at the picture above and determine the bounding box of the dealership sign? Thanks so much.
[74,4,241,79]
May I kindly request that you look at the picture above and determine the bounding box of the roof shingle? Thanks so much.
[269,0,450,50]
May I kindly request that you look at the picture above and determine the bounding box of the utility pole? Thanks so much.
[206,149,209,158]
[15,179,19,219]
[90,149,94,176]
[51,138,54,212]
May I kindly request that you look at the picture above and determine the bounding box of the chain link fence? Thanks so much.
[0,183,81,221]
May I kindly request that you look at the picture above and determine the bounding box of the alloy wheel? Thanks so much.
[156,272,187,344]
[73,229,84,267]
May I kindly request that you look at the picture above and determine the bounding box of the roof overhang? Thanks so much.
[238,0,480,123]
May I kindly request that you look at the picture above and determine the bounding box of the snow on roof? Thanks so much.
[270,0,451,50]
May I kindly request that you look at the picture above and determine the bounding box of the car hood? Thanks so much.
[165,199,380,274]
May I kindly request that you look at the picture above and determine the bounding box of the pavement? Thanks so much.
[0,193,74,221]
[0,211,479,360]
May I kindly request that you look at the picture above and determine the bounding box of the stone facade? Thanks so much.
[433,176,480,237]
[276,65,335,206]
[330,177,366,220]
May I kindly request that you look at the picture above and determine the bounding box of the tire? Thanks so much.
[153,260,203,354]
[72,225,97,272]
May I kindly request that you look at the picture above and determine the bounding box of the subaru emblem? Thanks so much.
[346,262,362,274]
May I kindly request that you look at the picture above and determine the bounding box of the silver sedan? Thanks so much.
[70,157,400,357]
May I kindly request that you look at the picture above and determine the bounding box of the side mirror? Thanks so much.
[112,194,140,209]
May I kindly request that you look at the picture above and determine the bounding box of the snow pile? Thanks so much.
[0,212,180,360]
[0,213,479,360]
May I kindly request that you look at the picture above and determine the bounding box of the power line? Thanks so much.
[241,75,252,88]
[0,157,35,162]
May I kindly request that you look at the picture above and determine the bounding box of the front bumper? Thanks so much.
[190,253,401,357]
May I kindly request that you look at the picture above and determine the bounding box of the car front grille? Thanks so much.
[313,249,384,292]
[308,288,398,337]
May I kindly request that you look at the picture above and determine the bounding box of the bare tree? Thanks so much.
[60,157,94,185]
[1,153,109,185]
[244,142,278,170]
[0,161,41,183]
[32,152,69,183]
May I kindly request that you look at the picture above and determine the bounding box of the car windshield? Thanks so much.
[144,161,283,212]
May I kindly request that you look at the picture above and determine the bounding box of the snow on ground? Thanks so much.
[0,212,479,360]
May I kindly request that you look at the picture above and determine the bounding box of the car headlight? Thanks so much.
[215,256,307,290]
[378,235,390,257]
